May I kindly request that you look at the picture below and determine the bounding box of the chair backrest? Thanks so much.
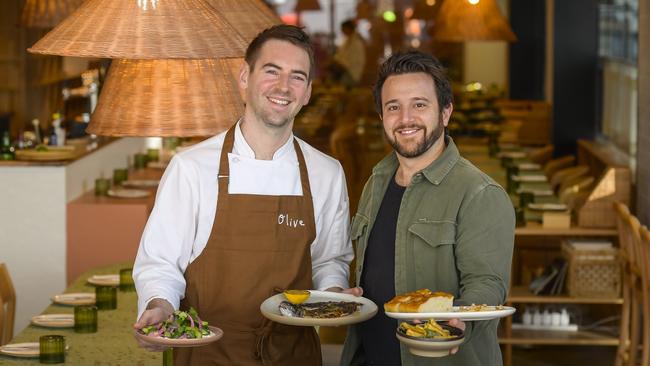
[614,202,633,260]
[543,155,576,179]
[559,176,595,209]
[0,263,16,345]
[640,226,650,291]
[550,165,590,190]
[528,145,554,165]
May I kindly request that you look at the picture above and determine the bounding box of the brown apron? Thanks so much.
[174,126,322,366]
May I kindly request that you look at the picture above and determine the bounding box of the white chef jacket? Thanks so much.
[133,122,353,318]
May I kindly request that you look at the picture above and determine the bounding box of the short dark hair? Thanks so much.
[341,19,356,31]
[373,51,453,116]
[245,25,315,81]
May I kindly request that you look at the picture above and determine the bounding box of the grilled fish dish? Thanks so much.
[279,301,363,318]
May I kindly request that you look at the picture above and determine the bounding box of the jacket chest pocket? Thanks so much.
[408,220,458,291]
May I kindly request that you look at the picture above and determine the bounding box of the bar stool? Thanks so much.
[614,203,641,366]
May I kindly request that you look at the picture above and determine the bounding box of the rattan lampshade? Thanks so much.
[21,0,84,28]
[205,0,281,42]
[294,0,321,12]
[432,0,517,42]
[28,0,248,59]
[87,58,245,137]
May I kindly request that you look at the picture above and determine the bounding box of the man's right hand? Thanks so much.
[133,298,174,352]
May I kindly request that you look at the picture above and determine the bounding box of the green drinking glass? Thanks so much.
[119,268,135,292]
[113,168,128,186]
[95,286,117,310]
[39,335,65,364]
[519,191,535,209]
[147,148,160,163]
[74,305,98,333]
[134,153,148,169]
[95,178,110,196]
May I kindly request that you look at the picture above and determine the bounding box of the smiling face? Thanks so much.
[380,72,452,158]
[239,39,312,131]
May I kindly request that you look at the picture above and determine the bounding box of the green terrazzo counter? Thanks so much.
[0,262,162,365]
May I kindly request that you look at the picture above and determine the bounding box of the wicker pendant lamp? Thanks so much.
[432,0,516,42]
[294,0,321,12]
[206,0,281,41]
[28,0,248,58]
[87,58,245,137]
[21,0,85,28]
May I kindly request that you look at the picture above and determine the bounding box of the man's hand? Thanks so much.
[133,298,174,352]
[447,318,466,355]
[325,286,364,297]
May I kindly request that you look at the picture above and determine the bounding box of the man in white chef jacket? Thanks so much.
[132,25,360,365]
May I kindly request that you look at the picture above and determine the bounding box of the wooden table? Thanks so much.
[0,263,161,365]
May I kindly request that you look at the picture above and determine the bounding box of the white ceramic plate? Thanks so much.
[396,323,465,358]
[498,151,526,159]
[260,290,378,326]
[512,175,547,182]
[517,188,554,197]
[122,179,159,188]
[87,274,119,286]
[51,293,95,306]
[528,203,569,211]
[31,314,74,328]
[107,188,150,199]
[516,163,542,171]
[0,343,69,358]
[385,306,516,321]
[134,326,223,348]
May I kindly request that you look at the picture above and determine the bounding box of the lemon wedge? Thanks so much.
[283,290,310,304]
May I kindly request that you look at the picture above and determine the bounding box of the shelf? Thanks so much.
[507,286,623,304]
[515,223,618,237]
[499,328,619,346]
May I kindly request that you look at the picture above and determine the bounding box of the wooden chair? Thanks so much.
[558,175,594,210]
[637,225,650,366]
[0,263,16,346]
[614,204,643,366]
[527,145,554,165]
[549,165,590,191]
[543,155,575,180]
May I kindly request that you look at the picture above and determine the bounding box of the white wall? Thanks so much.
[462,0,510,89]
[1,137,146,335]
[463,41,508,87]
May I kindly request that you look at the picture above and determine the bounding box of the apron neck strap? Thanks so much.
[217,125,312,199]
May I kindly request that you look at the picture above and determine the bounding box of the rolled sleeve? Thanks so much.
[133,156,199,319]
[311,164,354,290]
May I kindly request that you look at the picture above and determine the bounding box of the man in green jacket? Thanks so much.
[340,51,515,365]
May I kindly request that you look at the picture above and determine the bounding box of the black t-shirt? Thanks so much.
[359,175,406,366]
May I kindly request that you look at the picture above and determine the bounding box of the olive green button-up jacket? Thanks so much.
[341,136,515,366]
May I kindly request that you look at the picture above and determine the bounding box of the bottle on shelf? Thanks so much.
[31,118,42,145]
[1,130,15,160]
[52,112,66,146]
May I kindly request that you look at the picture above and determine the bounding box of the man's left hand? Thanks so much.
[447,318,466,355]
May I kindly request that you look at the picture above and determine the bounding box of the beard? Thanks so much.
[385,114,445,158]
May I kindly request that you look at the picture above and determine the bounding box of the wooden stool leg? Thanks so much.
[615,272,632,366]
